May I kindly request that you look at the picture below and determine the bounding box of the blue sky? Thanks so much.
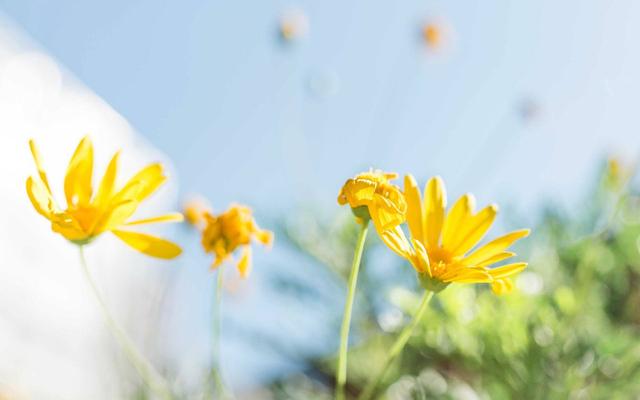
[4,0,640,215]
[4,0,640,390]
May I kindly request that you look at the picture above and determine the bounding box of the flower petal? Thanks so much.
[412,238,431,275]
[423,176,446,251]
[371,197,405,231]
[28,139,52,195]
[113,163,166,205]
[404,174,424,243]
[95,200,139,233]
[461,229,530,266]
[441,193,475,250]
[26,176,55,218]
[491,278,514,295]
[443,268,492,283]
[124,213,184,226]
[112,229,182,259]
[237,245,252,278]
[380,226,413,259]
[488,262,527,279]
[64,136,94,207]
[450,204,498,256]
[256,229,274,246]
[93,151,120,209]
[474,251,515,268]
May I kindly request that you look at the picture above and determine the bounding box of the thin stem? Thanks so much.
[78,246,173,400]
[358,290,435,400]
[209,266,230,399]
[336,221,369,400]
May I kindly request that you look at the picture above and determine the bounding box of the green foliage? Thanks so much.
[270,160,640,399]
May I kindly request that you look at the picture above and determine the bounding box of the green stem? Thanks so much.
[336,221,369,400]
[358,290,434,400]
[209,266,230,399]
[78,246,173,400]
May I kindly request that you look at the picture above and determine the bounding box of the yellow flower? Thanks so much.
[200,204,273,278]
[422,23,442,48]
[26,136,183,259]
[381,175,529,294]
[337,170,407,231]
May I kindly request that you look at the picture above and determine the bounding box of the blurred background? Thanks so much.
[1,1,640,399]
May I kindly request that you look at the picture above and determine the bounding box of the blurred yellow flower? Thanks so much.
[200,204,273,278]
[381,175,529,294]
[337,170,407,231]
[279,8,309,42]
[422,23,442,48]
[26,136,183,259]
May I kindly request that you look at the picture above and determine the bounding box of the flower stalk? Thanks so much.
[358,290,434,400]
[336,220,369,400]
[78,246,173,400]
[209,266,230,399]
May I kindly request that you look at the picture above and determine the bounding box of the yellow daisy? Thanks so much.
[200,204,273,278]
[26,136,183,259]
[381,175,529,294]
[337,169,407,231]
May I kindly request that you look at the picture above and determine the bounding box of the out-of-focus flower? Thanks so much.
[25,136,183,258]
[279,8,309,42]
[422,22,443,48]
[338,170,407,231]
[200,204,273,278]
[605,156,633,190]
[380,175,529,294]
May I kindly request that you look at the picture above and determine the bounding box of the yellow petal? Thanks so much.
[462,229,530,266]
[491,278,514,295]
[113,163,166,204]
[474,251,515,268]
[124,213,184,226]
[338,178,376,207]
[26,176,55,218]
[64,136,94,207]
[371,198,405,231]
[380,226,413,259]
[112,229,182,259]
[443,268,492,283]
[28,139,52,195]
[93,151,120,209]
[403,174,424,242]
[423,176,446,251]
[488,262,527,279]
[450,204,498,256]
[95,200,139,233]
[256,229,274,246]
[51,215,89,241]
[441,193,475,250]
[237,246,252,278]
[412,238,431,275]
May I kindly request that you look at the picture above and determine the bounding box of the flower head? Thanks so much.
[422,23,442,48]
[200,204,273,278]
[26,136,183,259]
[338,170,407,231]
[381,175,529,294]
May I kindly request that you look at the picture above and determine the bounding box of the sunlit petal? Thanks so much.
[124,213,184,226]
[404,174,424,242]
[112,229,182,259]
[450,204,498,256]
[423,176,446,251]
[64,136,94,207]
